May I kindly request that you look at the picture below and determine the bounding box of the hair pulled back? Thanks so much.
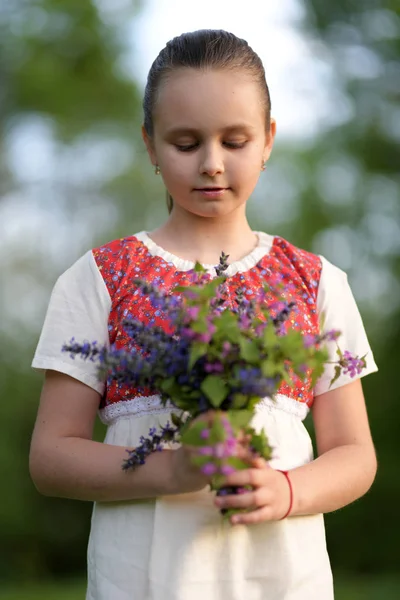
[143,30,271,213]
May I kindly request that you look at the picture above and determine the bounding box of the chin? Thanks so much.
[191,200,241,219]
[192,206,234,219]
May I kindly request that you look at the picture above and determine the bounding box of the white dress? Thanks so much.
[32,231,378,600]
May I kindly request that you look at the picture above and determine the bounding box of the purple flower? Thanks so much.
[303,334,316,348]
[200,428,210,439]
[214,443,227,459]
[122,422,179,470]
[201,463,217,476]
[199,333,212,343]
[181,327,197,340]
[220,464,235,476]
[222,341,231,352]
[198,446,214,456]
[186,306,200,320]
[341,351,365,378]
[325,329,341,342]
[238,314,252,329]
[204,362,224,373]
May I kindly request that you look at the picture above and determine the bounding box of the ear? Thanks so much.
[141,125,157,166]
[263,118,277,164]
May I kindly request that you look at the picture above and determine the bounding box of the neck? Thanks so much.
[149,209,257,265]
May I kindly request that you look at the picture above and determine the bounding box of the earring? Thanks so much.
[155,164,161,175]
[261,161,267,171]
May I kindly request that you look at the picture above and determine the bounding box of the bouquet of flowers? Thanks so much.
[63,253,366,511]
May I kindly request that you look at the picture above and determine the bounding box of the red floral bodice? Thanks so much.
[93,233,322,410]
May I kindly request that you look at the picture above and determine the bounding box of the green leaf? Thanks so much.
[262,323,278,347]
[190,316,208,334]
[161,377,177,394]
[200,375,228,408]
[171,412,183,427]
[197,279,222,300]
[210,474,225,490]
[329,365,342,389]
[239,338,260,363]
[249,429,273,460]
[191,454,213,467]
[310,362,326,388]
[214,310,240,343]
[227,409,253,430]
[261,358,278,378]
[281,368,294,387]
[189,343,208,370]
[210,415,227,443]
[226,456,248,470]
[194,261,206,273]
[178,417,194,437]
[230,393,250,409]
[246,395,263,411]
[180,420,209,446]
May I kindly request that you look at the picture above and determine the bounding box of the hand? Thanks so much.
[214,457,292,524]
[170,410,218,494]
[170,444,211,494]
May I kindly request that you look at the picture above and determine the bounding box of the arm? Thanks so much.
[29,371,207,502]
[288,378,377,515]
[214,379,377,522]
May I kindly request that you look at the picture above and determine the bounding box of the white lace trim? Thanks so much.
[99,395,176,425]
[99,393,309,425]
[134,230,274,276]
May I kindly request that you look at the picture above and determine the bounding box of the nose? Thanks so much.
[199,143,225,177]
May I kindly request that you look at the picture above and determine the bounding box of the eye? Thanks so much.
[224,141,247,149]
[175,143,198,152]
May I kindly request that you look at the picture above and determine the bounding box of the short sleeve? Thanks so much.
[31,250,111,395]
[313,256,378,396]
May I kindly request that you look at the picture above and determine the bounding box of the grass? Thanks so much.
[1,575,399,599]
[0,580,85,600]
[334,574,400,600]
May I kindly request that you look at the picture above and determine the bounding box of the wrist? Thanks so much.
[277,470,294,519]
[144,449,182,496]
[169,447,209,495]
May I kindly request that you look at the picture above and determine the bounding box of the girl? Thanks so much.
[30,30,378,600]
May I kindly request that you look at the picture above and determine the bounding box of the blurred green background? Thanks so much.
[0,0,399,598]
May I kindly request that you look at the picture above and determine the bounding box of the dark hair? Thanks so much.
[143,29,272,213]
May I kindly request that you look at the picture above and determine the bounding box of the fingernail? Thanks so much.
[231,515,240,524]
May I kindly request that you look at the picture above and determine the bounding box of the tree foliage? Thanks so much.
[0,0,399,581]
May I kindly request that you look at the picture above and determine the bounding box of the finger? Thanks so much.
[234,445,256,462]
[236,430,251,444]
[250,457,270,469]
[231,505,273,525]
[222,467,267,488]
[215,488,266,510]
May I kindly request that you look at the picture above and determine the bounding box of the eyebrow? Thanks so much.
[164,124,255,136]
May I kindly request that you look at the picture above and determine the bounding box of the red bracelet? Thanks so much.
[277,470,293,520]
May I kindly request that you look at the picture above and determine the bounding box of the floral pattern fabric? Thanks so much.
[93,234,322,410]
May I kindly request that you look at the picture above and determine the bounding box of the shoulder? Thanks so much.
[271,235,352,301]
[92,233,145,267]
[91,232,147,295]
[55,249,100,292]
[269,235,323,300]
[272,235,322,271]
[52,233,146,299]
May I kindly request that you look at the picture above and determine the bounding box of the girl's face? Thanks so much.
[143,68,275,219]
